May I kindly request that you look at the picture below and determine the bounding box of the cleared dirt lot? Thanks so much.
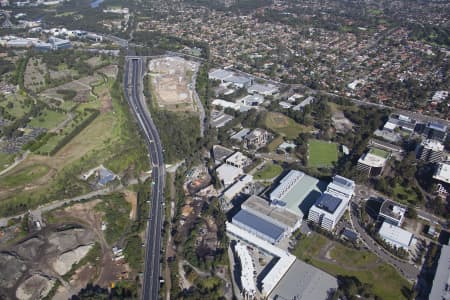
[148,57,199,112]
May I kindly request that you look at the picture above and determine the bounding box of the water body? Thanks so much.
[90,0,104,8]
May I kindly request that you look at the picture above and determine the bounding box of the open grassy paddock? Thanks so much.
[254,162,283,180]
[292,232,411,300]
[265,112,311,139]
[0,164,50,188]
[307,139,339,168]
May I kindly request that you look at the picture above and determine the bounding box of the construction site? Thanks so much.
[148,56,199,112]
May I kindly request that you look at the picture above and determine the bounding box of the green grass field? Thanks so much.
[265,112,311,139]
[0,153,15,171]
[308,139,339,168]
[254,163,283,180]
[369,148,390,159]
[29,109,67,129]
[293,232,411,300]
[0,164,49,188]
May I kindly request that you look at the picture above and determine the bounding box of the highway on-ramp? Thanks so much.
[124,57,164,300]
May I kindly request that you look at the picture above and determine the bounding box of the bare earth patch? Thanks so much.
[149,56,198,112]
[124,190,138,221]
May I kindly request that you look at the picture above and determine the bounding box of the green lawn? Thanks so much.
[29,109,67,129]
[393,183,419,204]
[292,232,410,300]
[0,153,15,171]
[308,139,339,168]
[265,112,311,139]
[369,148,390,159]
[0,164,49,188]
[254,163,283,180]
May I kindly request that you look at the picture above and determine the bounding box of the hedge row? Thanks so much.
[49,109,100,156]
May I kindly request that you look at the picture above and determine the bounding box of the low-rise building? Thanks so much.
[378,200,406,227]
[226,151,251,169]
[247,83,279,96]
[383,114,416,133]
[216,164,244,187]
[244,128,270,150]
[234,243,257,298]
[223,175,253,202]
[416,139,444,163]
[292,96,314,111]
[232,209,285,244]
[378,222,413,250]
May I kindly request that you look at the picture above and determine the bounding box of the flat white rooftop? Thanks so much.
[434,162,450,184]
[358,152,387,168]
[422,139,444,152]
[216,164,243,187]
[379,222,413,250]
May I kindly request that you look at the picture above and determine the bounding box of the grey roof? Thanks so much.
[428,122,448,132]
[232,209,284,242]
[314,194,342,214]
[212,145,234,162]
[342,228,358,242]
[332,175,355,190]
[269,259,338,300]
[242,195,302,229]
[226,75,251,85]
[430,244,450,300]
[98,168,116,185]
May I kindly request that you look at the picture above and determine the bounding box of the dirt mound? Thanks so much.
[0,252,27,289]
[52,244,94,275]
[16,274,55,300]
[14,237,45,259]
[47,228,95,253]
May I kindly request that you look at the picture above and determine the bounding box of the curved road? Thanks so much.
[124,57,165,300]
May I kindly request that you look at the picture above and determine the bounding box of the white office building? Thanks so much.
[308,175,355,231]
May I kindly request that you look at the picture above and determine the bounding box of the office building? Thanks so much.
[357,148,389,176]
[424,122,447,142]
[270,170,325,217]
[378,200,406,227]
[417,139,444,163]
[308,175,355,231]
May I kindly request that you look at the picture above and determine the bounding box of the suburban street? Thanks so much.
[124,57,165,300]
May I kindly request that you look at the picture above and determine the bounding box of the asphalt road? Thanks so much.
[124,57,165,300]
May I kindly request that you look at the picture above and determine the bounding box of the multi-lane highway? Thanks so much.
[124,57,164,300]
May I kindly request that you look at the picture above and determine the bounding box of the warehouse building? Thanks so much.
[232,209,285,244]
[378,222,413,250]
[268,259,338,300]
[226,222,296,298]
[242,195,302,234]
[269,170,325,217]
[429,242,450,300]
